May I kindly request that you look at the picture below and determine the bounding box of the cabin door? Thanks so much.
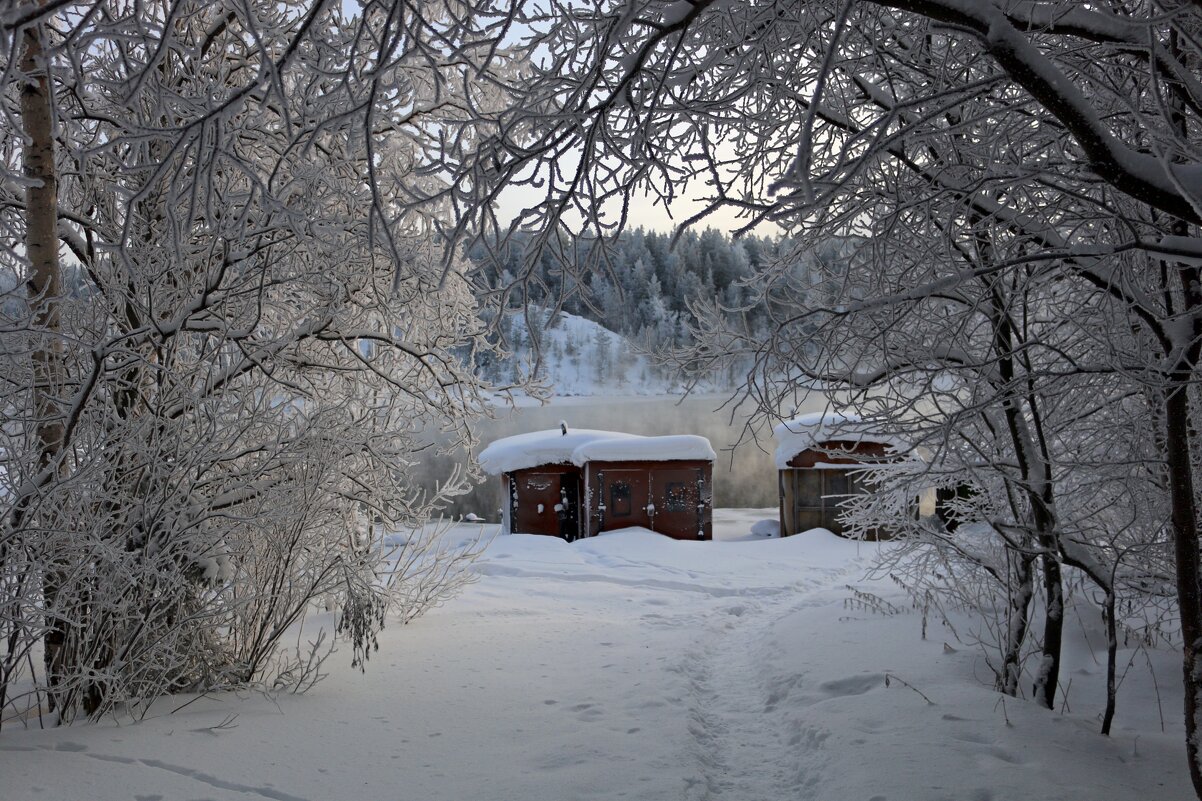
[597,469,651,533]
[650,467,707,539]
[513,472,575,537]
[558,479,580,542]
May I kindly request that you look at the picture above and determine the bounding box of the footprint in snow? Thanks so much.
[818,673,885,698]
[981,747,1023,765]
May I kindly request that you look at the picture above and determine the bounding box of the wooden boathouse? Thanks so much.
[774,412,908,538]
[479,427,715,541]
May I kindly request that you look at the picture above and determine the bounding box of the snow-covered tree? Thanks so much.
[1,0,515,723]
[449,0,1202,793]
[593,326,613,384]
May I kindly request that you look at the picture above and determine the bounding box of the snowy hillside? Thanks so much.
[482,309,739,399]
[0,511,1187,801]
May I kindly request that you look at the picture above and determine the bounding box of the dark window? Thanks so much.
[610,481,632,517]
[664,482,689,512]
[824,471,850,508]
[795,471,823,506]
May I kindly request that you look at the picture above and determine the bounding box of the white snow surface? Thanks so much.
[479,428,714,475]
[773,411,910,468]
[478,427,639,474]
[0,509,1188,801]
[569,433,715,464]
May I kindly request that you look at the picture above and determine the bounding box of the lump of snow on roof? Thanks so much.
[479,428,638,475]
[772,412,909,469]
[478,429,714,475]
[570,434,715,465]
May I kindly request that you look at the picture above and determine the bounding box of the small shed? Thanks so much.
[773,412,907,538]
[479,428,716,541]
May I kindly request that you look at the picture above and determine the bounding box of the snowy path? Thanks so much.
[672,565,861,801]
[0,510,1191,801]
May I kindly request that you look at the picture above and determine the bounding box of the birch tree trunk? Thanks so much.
[18,11,68,714]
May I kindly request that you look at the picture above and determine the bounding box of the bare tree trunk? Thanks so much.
[981,264,1063,710]
[1165,247,1202,797]
[1166,375,1202,796]
[1101,586,1118,736]
[19,12,68,716]
[999,549,1034,697]
[1032,552,1064,710]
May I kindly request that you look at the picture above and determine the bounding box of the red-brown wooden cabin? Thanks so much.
[479,428,715,541]
[773,412,908,539]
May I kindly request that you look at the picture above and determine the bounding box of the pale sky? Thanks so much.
[491,166,780,238]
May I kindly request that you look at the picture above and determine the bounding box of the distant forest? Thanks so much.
[471,228,785,346]
[466,229,847,388]
[465,229,855,390]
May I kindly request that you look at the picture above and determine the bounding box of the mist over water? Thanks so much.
[419,394,832,523]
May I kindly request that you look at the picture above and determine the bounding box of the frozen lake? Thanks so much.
[420,393,832,521]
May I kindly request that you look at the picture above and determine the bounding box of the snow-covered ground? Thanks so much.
[0,510,1188,800]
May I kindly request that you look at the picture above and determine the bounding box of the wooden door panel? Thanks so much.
[513,472,566,536]
[598,469,650,532]
[650,467,706,539]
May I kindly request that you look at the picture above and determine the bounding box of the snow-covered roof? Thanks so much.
[479,429,715,475]
[772,412,908,469]
[571,434,716,465]
[479,428,633,475]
